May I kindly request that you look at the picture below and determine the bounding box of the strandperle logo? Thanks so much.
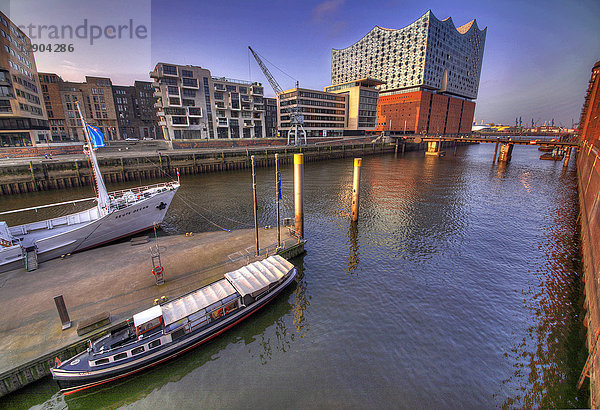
[18,19,148,45]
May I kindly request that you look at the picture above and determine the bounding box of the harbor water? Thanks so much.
[2,143,586,408]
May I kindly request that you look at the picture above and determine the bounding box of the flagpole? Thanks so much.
[275,153,281,248]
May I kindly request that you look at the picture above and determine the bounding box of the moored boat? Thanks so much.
[51,255,297,395]
[0,103,179,272]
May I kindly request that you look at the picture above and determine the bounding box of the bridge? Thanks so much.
[388,134,579,165]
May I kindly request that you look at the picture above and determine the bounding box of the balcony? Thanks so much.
[158,119,167,126]
[153,90,163,98]
[253,105,264,111]
[149,71,159,79]
[156,110,165,116]
[153,102,163,109]
[243,120,253,127]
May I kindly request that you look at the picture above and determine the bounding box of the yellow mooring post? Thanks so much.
[294,153,304,239]
[351,158,362,222]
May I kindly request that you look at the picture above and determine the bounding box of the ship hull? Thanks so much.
[0,185,178,272]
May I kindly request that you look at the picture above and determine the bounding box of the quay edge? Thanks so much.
[0,140,473,196]
[578,141,600,406]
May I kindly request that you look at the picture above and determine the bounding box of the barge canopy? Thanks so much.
[225,255,295,297]
[161,279,237,326]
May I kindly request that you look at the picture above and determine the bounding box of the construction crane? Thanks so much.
[248,46,306,145]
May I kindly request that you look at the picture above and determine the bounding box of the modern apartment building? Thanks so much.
[150,63,266,140]
[39,74,120,142]
[331,10,486,134]
[324,78,383,133]
[0,11,49,147]
[264,97,277,138]
[113,81,158,139]
[277,87,348,137]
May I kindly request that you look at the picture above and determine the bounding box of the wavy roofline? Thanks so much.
[332,10,486,52]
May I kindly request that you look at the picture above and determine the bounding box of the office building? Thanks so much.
[150,63,266,140]
[324,78,383,133]
[0,11,49,147]
[277,87,347,137]
[331,10,486,134]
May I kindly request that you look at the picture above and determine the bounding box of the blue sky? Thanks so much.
[4,0,600,126]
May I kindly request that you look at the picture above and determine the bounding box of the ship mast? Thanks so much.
[75,101,110,215]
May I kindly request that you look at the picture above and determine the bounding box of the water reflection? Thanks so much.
[498,166,587,408]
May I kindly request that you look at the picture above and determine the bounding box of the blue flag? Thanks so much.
[277,158,282,200]
[86,124,105,148]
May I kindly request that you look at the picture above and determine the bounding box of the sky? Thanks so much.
[2,0,599,127]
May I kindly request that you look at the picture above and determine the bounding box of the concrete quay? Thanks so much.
[0,141,398,196]
[0,227,304,396]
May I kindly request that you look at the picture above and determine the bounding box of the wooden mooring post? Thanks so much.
[351,158,362,222]
[294,153,304,239]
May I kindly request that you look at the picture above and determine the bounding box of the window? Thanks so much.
[226,85,236,92]
[168,86,179,96]
[182,98,195,106]
[94,358,109,366]
[239,87,247,94]
[148,339,161,349]
[181,69,193,78]
[161,77,177,86]
[163,65,177,75]
[169,97,181,105]
[182,89,196,97]
[214,92,223,100]
[182,78,198,88]
[113,352,128,361]
[172,116,187,125]
[188,107,202,116]
[131,346,145,355]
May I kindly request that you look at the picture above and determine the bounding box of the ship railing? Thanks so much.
[108,181,179,210]
[108,181,178,200]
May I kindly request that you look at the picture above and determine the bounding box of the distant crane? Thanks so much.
[248,46,307,146]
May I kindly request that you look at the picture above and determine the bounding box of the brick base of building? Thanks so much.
[376,90,475,134]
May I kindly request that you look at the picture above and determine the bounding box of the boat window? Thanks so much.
[148,339,162,349]
[113,352,128,361]
[137,317,162,335]
[131,346,145,355]
[94,358,109,366]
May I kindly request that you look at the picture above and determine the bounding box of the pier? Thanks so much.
[0,227,304,396]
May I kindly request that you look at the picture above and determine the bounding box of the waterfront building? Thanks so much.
[324,78,383,134]
[264,97,277,138]
[113,81,158,139]
[39,74,120,142]
[150,63,266,140]
[0,11,49,147]
[331,10,486,134]
[579,60,600,146]
[277,87,347,138]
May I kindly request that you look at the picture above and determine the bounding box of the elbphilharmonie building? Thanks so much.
[331,11,486,134]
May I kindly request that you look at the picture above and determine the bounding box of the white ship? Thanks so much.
[0,103,180,273]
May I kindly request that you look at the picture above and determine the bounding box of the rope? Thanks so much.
[176,194,231,232]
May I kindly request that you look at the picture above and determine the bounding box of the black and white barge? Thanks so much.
[51,255,297,395]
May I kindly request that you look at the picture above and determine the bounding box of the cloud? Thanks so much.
[312,0,345,22]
